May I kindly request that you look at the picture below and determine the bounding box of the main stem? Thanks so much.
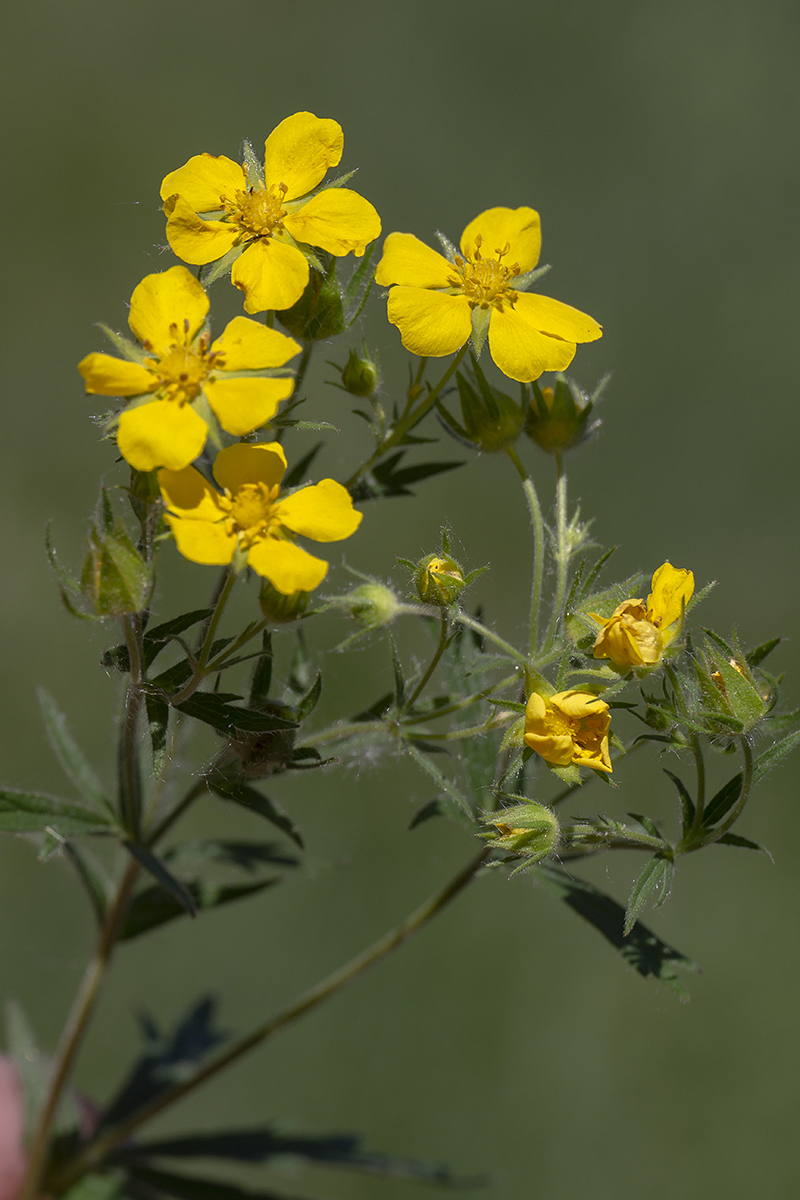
[20,859,140,1200]
[505,445,545,658]
[52,846,491,1190]
[544,468,568,651]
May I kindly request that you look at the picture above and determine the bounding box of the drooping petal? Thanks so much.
[231,239,309,314]
[212,441,287,494]
[648,562,694,631]
[117,400,208,472]
[460,207,542,275]
[386,286,472,357]
[488,304,576,383]
[204,377,293,436]
[375,232,455,288]
[78,353,155,396]
[0,1058,26,1200]
[284,189,381,256]
[263,112,343,200]
[211,315,301,370]
[128,266,210,352]
[160,154,247,211]
[513,291,602,344]
[276,479,362,543]
[158,463,229,521]
[247,537,329,593]
[166,196,240,267]
[551,690,610,722]
[525,729,575,766]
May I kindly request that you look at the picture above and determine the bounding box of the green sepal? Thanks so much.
[277,259,345,341]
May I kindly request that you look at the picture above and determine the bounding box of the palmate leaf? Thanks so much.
[97,999,226,1133]
[119,1125,474,1186]
[534,863,698,999]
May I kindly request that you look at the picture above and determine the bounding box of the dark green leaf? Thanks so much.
[349,450,464,502]
[285,628,312,696]
[624,856,670,935]
[37,688,109,812]
[120,1166,293,1200]
[123,841,196,917]
[702,774,743,828]
[150,660,193,692]
[754,727,800,782]
[248,631,274,709]
[119,878,280,941]
[715,832,772,858]
[627,811,664,840]
[0,790,112,835]
[63,842,109,925]
[293,670,322,721]
[351,693,393,722]
[746,637,781,668]
[408,799,444,830]
[535,863,698,998]
[209,779,303,848]
[175,693,297,734]
[389,637,405,706]
[664,769,696,833]
[145,695,170,778]
[282,442,324,489]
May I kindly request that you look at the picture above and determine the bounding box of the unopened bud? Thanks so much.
[340,347,380,397]
[439,362,523,453]
[482,801,560,862]
[80,513,151,618]
[415,555,464,606]
[524,377,599,454]
[334,582,400,629]
[259,581,309,624]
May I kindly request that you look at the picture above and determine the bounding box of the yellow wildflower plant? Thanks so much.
[524,690,612,773]
[592,562,694,669]
[79,266,301,472]
[160,111,382,314]
[374,207,602,383]
[158,442,362,594]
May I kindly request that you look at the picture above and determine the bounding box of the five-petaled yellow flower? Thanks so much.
[160,112,382,314]
[158,442,362,594]
[592,562,694,670]
[79,267,300,472]
[375,207,602,383]
[524,690,612,773]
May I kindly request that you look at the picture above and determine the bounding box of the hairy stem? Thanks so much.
[403,611,449,712]
[505,445,546,657]
[544,471,568,651]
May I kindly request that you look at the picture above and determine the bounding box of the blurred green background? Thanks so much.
[2,0,800,1196]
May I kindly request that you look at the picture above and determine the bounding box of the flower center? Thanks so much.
[545,705,575,740]
[144,328,217,405]
[450,235,520,310]
[221,182,288,240]
[228,483,282,545]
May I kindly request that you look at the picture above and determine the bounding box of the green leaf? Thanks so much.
[343,242,378,325]
[37,688,110,813]
[408,799,444,830]
[715,831,772,858]
[240,138,265,186]
[175,693,298,735]
[534,863,698,999]
[0,790,112,835]
[145,694,170,778]
[123,841,197,917]
[293,670,322,721]
[63,842,110,925]
[389,637,405,706]
[62,1175,121,1200]
[119,878,280,941]
[624,855,671,935]
[120,1167,295,1200]
[351,692,393,722]
[199,243,245,287]
[754,727,800,782]
[5,1000,48,1129]
[209,779,303,848]
[746,637,781,668]
[248,631,273,709]
[285,628,313,696]
[98,322,147,364]
[702,774,743,828]
[664,769,695,833]
[349,450,464,502]
[277,261,345,341]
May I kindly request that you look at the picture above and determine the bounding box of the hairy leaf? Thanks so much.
[0,790,112,835]
[37,688,110,813]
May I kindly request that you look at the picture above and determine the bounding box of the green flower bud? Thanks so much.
[259,581,309,624]
[80,493,152,617]
[438,360,523,453]
[340,347,380,397]
[415,554,465,606]
[277,263,346,341]
[703,641,768,734]
[333,582,401,629]
[524,377,599,454]
[482,801,560,862]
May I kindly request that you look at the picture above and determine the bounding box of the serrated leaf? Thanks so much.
[0,790,112,835]
[624,855,670,936]
[37,688,109,813]
[210,779,303,848]
[123,841,197,917]
[175,693,297,735]
[535,863,698,998]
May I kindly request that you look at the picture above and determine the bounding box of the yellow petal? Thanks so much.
[284,189,381,256]
[212,441,287,493]
[387,287,471,357]
[551,690,609,721]
[276,479,362,543]
[211,315,301,370]
[513,291,602,345]
[128,266,209,352]
[263,112,343,200]
[160,154,246,211]
[117,400,208,472]
[375,232,455,288]
[166,196,240,266]
[159,464,229,521]
[460,207,542,275]
[167,519,237,566]
[231,239,309,314]
[247,537,329,593]
[524,730,575,766]
[204,377,293,436]
[648,562,694,630]
[488,304,576,383]
[78,353,155,397]
[525,692,548,726]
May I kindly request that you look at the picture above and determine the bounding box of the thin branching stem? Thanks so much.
[544,471,569,652]
[505,445,546,657]
[403,610,449,712]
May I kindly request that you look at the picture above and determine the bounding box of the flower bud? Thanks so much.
[259,581,309,624]
[415,555,464,606]
[340,347,380,397]
[438,361,523,453]
[524,377,599,454]
[333,582,401,629]
[80,498,152,617]
[482,801,560,862]
[277,265,346,341]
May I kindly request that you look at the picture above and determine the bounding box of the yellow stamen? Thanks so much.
[226,482,283,547]
[450,248,521,311]
[220,182,289,241]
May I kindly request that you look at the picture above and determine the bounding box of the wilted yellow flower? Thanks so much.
[375,207,601,382]
[79,267,300,472]
[524,690,612,773]
[160,112,381,314]
[592,562,694,669]
[159,442,362,594]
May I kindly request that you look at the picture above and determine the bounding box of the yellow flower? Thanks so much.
[79,267,301,472]
[592,562,694,669]
[524,690,612,773]
[374,207,602,382]
[158,442,362,594]
[160,112,381,314]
